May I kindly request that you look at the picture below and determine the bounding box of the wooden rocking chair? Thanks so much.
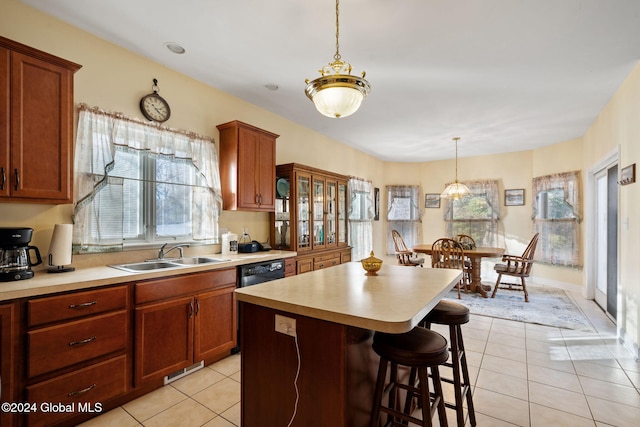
[491,233,539,302]
[391,230,425,267]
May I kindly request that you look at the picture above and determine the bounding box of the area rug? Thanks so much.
[444,286,595,332]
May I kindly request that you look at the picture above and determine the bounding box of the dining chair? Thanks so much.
[491,233,539,302]
[431,238,468,298]
[391,230,425,267]
[454,234,475,284]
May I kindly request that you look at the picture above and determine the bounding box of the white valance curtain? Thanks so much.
[347,177,374,261]
[73,104,222,252]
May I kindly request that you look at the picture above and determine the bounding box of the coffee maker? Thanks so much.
[0,227,42,282]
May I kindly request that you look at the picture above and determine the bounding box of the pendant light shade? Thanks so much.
[441,137,472,200]
[305,0,370,118]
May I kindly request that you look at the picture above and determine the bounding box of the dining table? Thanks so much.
[413,244,505,297]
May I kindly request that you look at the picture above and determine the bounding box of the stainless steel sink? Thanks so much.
[109,257,228,272]
[172,256,228,265]
[109,261,183,272]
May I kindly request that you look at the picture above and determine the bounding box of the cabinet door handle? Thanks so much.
[189,301,194,318]
[0,167,5,190]
[68,384,96,397]
[69,336,96,347]
[14,169,19,191]
[69,300,97,309]
[195,299,200,316]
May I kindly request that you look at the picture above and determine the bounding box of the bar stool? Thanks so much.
[370,327,449,427]
[421,300,476,427]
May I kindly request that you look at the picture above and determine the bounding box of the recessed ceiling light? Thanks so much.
[165,42,186,54]
[265,84,279,91]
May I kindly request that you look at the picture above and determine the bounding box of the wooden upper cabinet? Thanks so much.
[217,120,278,211]
[0,36,81,204]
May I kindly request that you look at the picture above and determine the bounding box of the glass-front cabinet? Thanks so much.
[272,164,351,272]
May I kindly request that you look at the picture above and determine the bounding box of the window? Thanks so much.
[73,105,222,253]
[444,180,501,247]
[386,185,422,255]
[348,178,374,261]
[532,171,582,266]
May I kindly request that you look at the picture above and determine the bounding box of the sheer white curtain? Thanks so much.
[73,104,222,252]
[443,179,503,247]
[532,170,582,266]
[348,177,374,261]
[385,185,422,255]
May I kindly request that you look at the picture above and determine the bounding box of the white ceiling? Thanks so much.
[22,0,640,162]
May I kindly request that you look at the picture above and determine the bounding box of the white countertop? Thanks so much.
[235,262,462,334]
[0,251,295,302]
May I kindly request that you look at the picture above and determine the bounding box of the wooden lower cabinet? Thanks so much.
[194,287,237,361]
[23,285,130,427]
[5,268,238,426]
[296,247,352,274]
[1,303,17,427]
[134,268,237,386]
[284,257,296,277]
[26,355,127,427]
[135,296,194,385]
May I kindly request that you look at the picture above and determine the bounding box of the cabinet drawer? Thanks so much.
[28,285,128,327]
[341,250,352,263]
[27,355,127,427]
[135,268,237,304]
[314,253,341,270]
[28,310,127,378]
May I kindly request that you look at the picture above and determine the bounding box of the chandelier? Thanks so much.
[305,0,371,118]
[441,137,472,200]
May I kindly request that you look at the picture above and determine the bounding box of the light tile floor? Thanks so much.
[80,289,640,427]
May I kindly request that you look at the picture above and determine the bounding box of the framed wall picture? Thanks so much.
[505,189,525,206]
[425,193,441,208]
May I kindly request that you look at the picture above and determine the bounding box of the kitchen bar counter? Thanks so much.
[235,262,462,333]
[236,263,462,426]
[0,251,295,302]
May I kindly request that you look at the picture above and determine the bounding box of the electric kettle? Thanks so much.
[0,227,42,281]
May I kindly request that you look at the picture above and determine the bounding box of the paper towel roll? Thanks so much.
[48,224,74,268]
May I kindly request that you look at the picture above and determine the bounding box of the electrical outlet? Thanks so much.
[275,314,296,337]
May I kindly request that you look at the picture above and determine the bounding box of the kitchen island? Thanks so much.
[235,262,462,427]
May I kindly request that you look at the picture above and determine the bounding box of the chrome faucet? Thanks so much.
[158,243,189,259]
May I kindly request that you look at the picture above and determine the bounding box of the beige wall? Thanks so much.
[4,0,640,353]
[582,62,640,355]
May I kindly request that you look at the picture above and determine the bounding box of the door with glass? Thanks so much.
[594,165,618,319]
[312,177,326,250]
[297,173,311,252]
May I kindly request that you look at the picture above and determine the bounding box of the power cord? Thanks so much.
[285,333,301,427]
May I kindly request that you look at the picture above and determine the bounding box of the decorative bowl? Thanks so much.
[361,251,383,276]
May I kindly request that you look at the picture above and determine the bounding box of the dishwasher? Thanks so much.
[233,258,285,353]
[238,258,285,287]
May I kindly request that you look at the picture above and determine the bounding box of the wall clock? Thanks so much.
[140,78,171,123]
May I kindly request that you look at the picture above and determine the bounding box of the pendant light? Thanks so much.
[305,0,371,118]
[441,137,472,200]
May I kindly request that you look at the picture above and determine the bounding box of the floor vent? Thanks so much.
[163,360,204,385]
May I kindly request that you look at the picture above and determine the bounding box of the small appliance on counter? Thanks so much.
[0,227,43,282]
[237,232,271,253]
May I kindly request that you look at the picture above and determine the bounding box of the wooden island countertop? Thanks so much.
[235,262,462,427]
